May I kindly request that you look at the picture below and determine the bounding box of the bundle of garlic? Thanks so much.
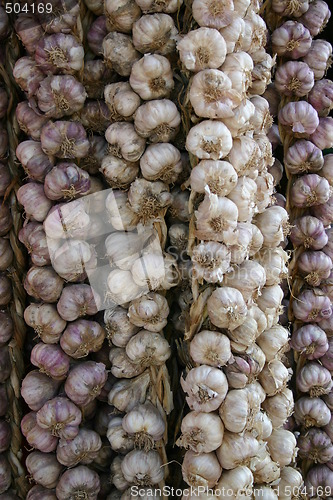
[0,13,29,499]
[12,2,119,497]
[174,0,301,497]
[100,1,186,496]
[264,0,333,496]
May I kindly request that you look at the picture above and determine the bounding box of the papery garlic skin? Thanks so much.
[189,330,232,367]
[140,143,182,183]
[190,160,238,197]
[216,431,261,470]
[134,99,180,143]
[177,28,227,72]
[177,411,224,453]
[130,54,174,100]
[192,241,232,283]
[207,286,247,331]
[121,401,165,450]
[189,69,241,119]
[271,21,312,59]
[132,13,178,55]
[103,32,140,76]
[121,449,164,485]
[195,193,238,243]
[181,365,228,412]
[182,451,222,488]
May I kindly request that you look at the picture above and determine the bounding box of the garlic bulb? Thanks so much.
[181,365,228,412]
[128,179,172,223]
[24,303,66,344]
[219,388,259,434]
[275,61,314,97]
[271,20,312,59]
[104,306,139,348]
[104,0,141,33]
[189,69,241,119]
[296,361,333,397]
[267,429,297,467]
[107,269,144,305]
[195,193,238,243]
[108,372,151,413]
[21,371,60,412]
[207,286,247,331]
[278,467,304,500]
[294,396,331,427]
[216,466,253,499]
[107,418,135,454]
[132,13,178,52]
[258,360,291,396]
[56,428,102,467]
[140,143,182,183]
[182,451,222,488]
[189,330,232,367]
[257,325,289,361]
[134,99,180,143]
[60,320,106,358]
[121,449,163,485]
[223,260,266,303]
[36,397,81,439]
[254,206,289,248]
[125,330,171,366]
[35,33,84,74]
[262,388,294,429]
[127,293,169,332]
[110,347,145,378]
[104,82,141,121]
[103,32,140,76]
[56,466,100,500]
[190,160,238,197]
[216,431,261,470]
[251,450,280,484]
[192,241,231,284]
[177,411,224,453]
[105,122,146,162]
[130,54,174,100]
[26,452,63,489]
[122,401,165,450]
[177,28,227,72]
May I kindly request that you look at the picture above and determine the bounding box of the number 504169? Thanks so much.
[5,3,52,13]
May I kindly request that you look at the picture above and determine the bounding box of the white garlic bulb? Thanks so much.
[190,160,238,197]
[177,411,224,453]
[266,429,297,467]
[107,417,135,454]
[192,242,232,284]
[105,122,146,162]
[128,293,169,332]
[182,451,222,488]
[189,69,242,119]
[177,28,227,72]
[186,120,233,160]
[257,325,289,362]
[122,402,165,450]
[189,330,232,367]
[104,82,141,120]
[181,365,228,412]
[221,52,254,96]
[126,330,171,367]
[130,54,174,100]
[140,143,182,183]
[121,449,164,485]
[219,388,260,434]
[134,99,181,143]
[216,466,253,499]
[216,431,261,470]
[107,269,144,305]
[223,260,266,303]
[195,193,238,244]
[132,13,178,55]
[207,286,247,331]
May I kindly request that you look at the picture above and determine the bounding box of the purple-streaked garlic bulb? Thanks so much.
[36,396,82,439]
[35,33,84,75]
[16,140,54,182]
[31,343,70,380]
[64,361,107,406]
[40,121,90,159]
[24,266,64,303]
[60,320,105,358]
[21,371,60,411]
[290,324,329,359]
[21,411,58,452]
